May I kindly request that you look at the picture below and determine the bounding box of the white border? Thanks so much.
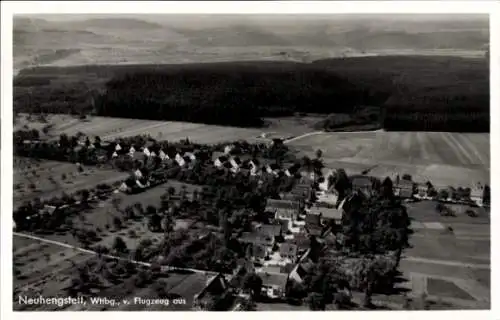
[1,2,498,320]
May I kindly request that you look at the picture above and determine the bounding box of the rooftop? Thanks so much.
[257,272,288,288]
[309,206,343,221]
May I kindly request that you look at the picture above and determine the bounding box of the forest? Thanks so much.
[13,56,489,132]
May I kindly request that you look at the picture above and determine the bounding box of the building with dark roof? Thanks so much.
[280,243,298,261]
[257,272,289,299]
[394,179,414,199]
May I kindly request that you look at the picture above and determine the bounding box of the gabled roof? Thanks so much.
[257,224,282,237]
[257,272,288,288]
[309,206,343,220]
[280,243,298,257]
[265,199,300,211]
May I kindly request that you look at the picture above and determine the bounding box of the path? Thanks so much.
[403,256,490,270]
[283,131,324,144]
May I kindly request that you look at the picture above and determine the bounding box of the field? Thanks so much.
[381,200,490,310]
[288,131,490,187]
[15,114,319,144]
[13,157,130,209]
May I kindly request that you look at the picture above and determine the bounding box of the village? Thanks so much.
[12,128,491,311]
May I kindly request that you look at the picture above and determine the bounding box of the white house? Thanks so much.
[285,169,292,177]
[129,146,136,154]
[159,150,168,160]
[115,143,122,151]
[471,183,484,206]
[250,165,258,176]
[185,152,196,161]
[229,157,241,171]
[175,153,186,167]
[136,179,150,189]
[150,151,157,158]
[318,179,329,192]
[134,169,143,179]
[224,145,234,155]
[214,158,223,168]
[112,151,118,158]
[143,147,151,157]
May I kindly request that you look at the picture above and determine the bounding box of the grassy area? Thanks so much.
[426,278,475,301]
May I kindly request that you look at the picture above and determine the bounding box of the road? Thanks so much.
[13,232,219,275]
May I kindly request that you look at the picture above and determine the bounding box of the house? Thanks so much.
[288,250,315,284]
[240,232,275,248]
[305,211,321,228]
[229,157,242,172]
[193,273,230,311]
[224,144,234,155]
[351,175,374,198]
[257,272,288,299]
[129,146,136,154]
[318,178,329,192]
[256,224,283,239]
[175,153,186,167]
[134,168,144,179]
[308,206,343,225]
[150,151,157,158]
[290,233,312,252]
[159,149,168,160]
[394,179,414,199]
[416,183,428,197]
[471,182,484,206]
[246,243,268,260]
[111,151,119,158]
[115,143,122,151]
[279,243,298,261]
[213,152,229,168]
[265,199,301,221]
[184,152,197,161]
[136,178,150,189]
[291,183,313,201]
[142,147,151,157]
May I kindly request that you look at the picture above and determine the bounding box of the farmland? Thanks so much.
[13,157,130,209]
[288,131,490,187]
[14,113,319,145]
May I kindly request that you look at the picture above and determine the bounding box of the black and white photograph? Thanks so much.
[2,1,497,316]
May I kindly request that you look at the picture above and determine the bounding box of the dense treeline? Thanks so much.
[94,66,374,127]
[13,56,489,132]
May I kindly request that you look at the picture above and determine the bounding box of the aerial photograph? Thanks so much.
[11,12,490,311]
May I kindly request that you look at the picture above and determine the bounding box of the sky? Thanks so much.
[18,13,488,23]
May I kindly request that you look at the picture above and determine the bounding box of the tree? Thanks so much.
[483,184,490,205]
[438,189,449,200]
[112,236,128,254]
[148,213,162,232]
[113,216,123,230]
[334,168,351,200]
[381,177,394,198]
[243,273,263,298]
[307,292,326,310]
[402,174,412,181]
[315,149,323,159]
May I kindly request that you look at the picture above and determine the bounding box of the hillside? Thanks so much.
[13,16,488,72]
